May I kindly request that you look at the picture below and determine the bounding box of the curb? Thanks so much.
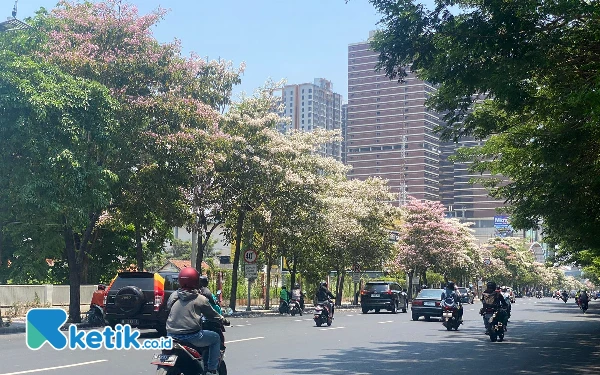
[0,322,25,335]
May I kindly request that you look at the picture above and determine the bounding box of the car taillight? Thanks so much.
[444,305,453,310]
[385,290,394,295]
[435,301,441,307]
[154,273,165,311]
[412,300,423,306]
[361,290,369,295]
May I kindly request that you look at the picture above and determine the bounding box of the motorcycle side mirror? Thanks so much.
[216,290,222,295]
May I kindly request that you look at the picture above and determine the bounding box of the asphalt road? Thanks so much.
[1,297,599,375]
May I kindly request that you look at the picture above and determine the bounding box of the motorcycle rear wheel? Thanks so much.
[446,323,452,331]
[490,331,497,342]
[498,331,504,342]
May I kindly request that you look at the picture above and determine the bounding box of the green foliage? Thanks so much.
[368,0,600,264]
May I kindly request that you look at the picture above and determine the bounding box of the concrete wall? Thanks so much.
[0,285,97,307]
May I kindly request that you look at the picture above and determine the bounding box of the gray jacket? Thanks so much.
[166,289,225,335]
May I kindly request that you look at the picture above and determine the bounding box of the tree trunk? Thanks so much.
[421,270,428,287]
[336,271,345,306]
[290,255,297,288]
[407,272,413,300]
[229,208,245,312]
[135,223,143,271]
[196,229,204,272]
[64,226,81,323]
[265,255,272,310]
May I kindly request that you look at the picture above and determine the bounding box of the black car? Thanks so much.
[104,271,179,335]
[411,288,444,321]
[360,281,408,314]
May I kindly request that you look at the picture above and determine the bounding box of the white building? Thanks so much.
[276,78,343,161]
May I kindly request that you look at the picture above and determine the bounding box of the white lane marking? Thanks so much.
[303,319,313,321]
[320,326,345,331]
[346,314,354,316]
[0,360,107,375]
[234,324,252,327]
[377,321,394,324]
[225,336,264,343]
[294,319,303,322]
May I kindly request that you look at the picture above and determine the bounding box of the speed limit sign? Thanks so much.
[244,249,257,264]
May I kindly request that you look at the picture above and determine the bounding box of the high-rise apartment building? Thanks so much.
[347,32,442,202]
[277,78,343,160]
[341,104,348,164]
[347,32,506,242]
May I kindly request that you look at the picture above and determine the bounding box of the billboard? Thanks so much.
[494,215,514,237]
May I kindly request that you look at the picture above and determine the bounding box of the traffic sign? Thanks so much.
[352,273,361,283]
[244,249,257,264]
[245,264,258,279]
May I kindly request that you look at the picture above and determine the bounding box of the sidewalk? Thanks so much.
[0,318,26,335]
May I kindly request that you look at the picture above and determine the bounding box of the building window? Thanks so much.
[377,98,381,102]
[290,90,294,95]
[308,119,311,124]
[309,89,312,93]
[309,95,312,99]
[302,89,304,93]
[302,120,304,124]
[377,111,380,115]
[302,96,304,100]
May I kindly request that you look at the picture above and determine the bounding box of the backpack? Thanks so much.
[483,292,496,306]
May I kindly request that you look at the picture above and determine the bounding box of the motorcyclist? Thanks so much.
[316,281,335,317]
[561,289,569,301]
[291,283,305,310]
[441,281,463,322]
[166,267,230,375]
[481,281,509,334]
[579,289,589,310]
[198,275,225,350]
[501,286,512,319]
[279,286,290,314]
[401,288,409,310]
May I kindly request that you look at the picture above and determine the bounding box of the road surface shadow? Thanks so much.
[270,303,600,375]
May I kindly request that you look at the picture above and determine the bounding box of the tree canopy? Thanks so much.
[367,0,600,263]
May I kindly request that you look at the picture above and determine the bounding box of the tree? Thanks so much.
[1,0,242,321]
[0,50,118,321]
[391,197,476,298]
[366,0,600,262]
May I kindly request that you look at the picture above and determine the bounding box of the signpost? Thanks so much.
[244,249,258,264]
[245,264,258,279]
[244,249,258,311]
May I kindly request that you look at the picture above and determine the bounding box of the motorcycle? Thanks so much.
[535,291,542,299]
[313,300,333,327]
[561,294,569,303]
[278,299,290,315]
[289,299,303,316]
[441,297,462,331]
[482,308,506,342]
[86,284,107,327]
[151,322,229,375]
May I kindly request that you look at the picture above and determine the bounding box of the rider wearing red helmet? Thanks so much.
[166,267,230,375]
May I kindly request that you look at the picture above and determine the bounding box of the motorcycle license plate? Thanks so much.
[443,312,453,318]
[371,294,380,298]
[424,301,435,306]
[121,319,139,325]
[150,354,177,366]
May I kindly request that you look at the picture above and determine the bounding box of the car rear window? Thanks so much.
[417,289,444,299]
[458,288,467,294]
[111,273,155,290]
[365,283,390,293]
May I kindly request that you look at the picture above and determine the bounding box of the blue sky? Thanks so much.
[15,0,436,102]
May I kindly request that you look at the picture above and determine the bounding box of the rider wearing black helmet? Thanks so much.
[481,281,509,334]
[441,281,463,322]
[316,281,335,317]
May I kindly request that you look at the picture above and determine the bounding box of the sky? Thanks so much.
[12,0,436,102]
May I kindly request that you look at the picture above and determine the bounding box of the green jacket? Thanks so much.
[280,289,289,301]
